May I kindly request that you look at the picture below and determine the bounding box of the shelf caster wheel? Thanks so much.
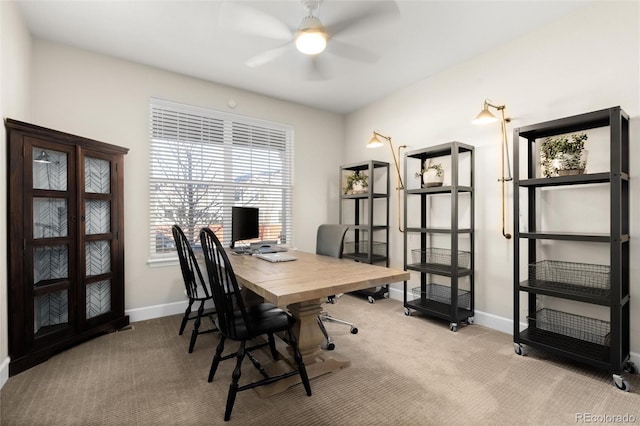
[514,343,527,356]
[465,317,474,325]
[325,342,335,351]
[404,307,411,316]
[623,361,639,375]
[613,374,631,392]
[383,292,390,299]
[350,327,358,334]
[367,296,375,304]
[449,323,458,332]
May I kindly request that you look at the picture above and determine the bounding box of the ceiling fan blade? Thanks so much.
[218,1,292,41]
[304,56,330,81]
[324,1,400,38]
[245,43,292,68]
[326,40,379,64]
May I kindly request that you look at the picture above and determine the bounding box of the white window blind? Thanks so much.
[149,98,294,259]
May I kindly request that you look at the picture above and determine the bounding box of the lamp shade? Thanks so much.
[366,133,384,148]
[472,107,497,125]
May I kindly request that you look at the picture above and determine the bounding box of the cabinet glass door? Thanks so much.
[32,148,71,336]
[84,156,113,319]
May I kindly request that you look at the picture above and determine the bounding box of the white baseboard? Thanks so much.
[125,300,188,323]
[0,356,10,390]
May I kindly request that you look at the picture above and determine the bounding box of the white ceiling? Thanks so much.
[17,0,590,114]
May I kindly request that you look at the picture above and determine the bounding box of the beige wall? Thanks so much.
[1,0,33,388]
[345,1,640,356]
[29,40,344,318]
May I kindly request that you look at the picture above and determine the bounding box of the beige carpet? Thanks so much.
[1,295,638,425]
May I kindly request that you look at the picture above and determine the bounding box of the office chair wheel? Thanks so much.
[367,296,375,304]
[350,327,358,334]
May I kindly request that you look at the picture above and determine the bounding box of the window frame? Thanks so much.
[147,98,294,267]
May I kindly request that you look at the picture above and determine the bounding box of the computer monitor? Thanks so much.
[231,206,259,249]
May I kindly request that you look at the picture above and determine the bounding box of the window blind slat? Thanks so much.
[149,99,294,256]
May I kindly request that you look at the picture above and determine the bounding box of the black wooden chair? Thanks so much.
[199,227,312,421]
[172,224,217,353]
[316,224,358,350]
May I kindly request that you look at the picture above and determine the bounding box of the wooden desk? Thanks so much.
[226,249,409,395]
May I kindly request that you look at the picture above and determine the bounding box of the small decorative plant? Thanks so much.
[345,170,368,194]
[415,162,443,179]
[540,132,588,177]
[415,161,444,187]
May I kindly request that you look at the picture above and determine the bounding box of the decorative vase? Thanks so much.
[423,169,444,187]
[352,181,365,193]
[555,149,588,176]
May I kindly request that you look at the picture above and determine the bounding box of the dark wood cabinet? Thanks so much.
[6,119,129,376]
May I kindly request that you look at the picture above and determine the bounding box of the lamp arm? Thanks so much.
[498,107,512,239]
[386,138,405,191]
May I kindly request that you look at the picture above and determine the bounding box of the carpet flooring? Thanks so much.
[1,295,638,425]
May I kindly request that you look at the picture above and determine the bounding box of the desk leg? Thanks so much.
[287,300,350,373]
[252,299,351,399]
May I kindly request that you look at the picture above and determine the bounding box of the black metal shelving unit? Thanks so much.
[402,142,475,331]
[513,106,636,390]
[339,160,390,302]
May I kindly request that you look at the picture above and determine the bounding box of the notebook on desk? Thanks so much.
[254,252,298,263]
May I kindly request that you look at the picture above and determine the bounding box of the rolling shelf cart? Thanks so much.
[339,160,390,303]
[402,142,474,331]
[513,106,637,391]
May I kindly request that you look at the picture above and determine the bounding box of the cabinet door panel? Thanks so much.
[85,156,111,194]
[86,280,111,319]
[85,200,111,234]
[33,245,69,286]
[33,198,68,238]
[86,241,111,275]
[32,148,68,191]
[34,289,69,333]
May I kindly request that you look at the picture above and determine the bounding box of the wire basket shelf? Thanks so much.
[411,283,471,310]
[528,260,610,295]
[411,247,471,269]
[529,308,610,346]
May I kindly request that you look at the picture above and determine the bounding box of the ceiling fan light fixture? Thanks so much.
[295,16,327,55]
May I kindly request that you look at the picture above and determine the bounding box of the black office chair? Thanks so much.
[199,227,312,422]
[172,224,218,353]
[316,224,358,351]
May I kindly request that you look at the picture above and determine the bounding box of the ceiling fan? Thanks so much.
[219,0,400,79]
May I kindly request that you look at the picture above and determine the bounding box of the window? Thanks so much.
[148,98,293,261]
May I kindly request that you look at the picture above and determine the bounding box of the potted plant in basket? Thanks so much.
[540,132,588,177]
[415,161,444,187]
[344,170,368,194]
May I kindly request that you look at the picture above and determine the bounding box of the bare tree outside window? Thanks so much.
[149,99,293,259]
